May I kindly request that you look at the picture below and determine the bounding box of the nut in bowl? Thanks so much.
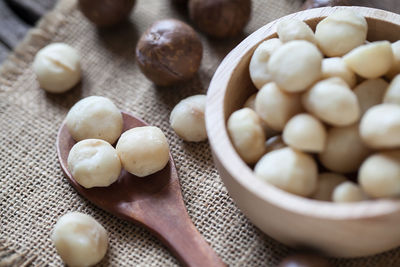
[206,6,400,258]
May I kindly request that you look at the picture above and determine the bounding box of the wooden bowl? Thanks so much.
[206,6,400,258]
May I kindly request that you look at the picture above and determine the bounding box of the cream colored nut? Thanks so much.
[283,113,326,153]
[277,19,316,44]
[249,38,282,89]
[255,82,303,131]
[51,212,108,267]
[360,104,400,148]
[359,151,400,198]
[67,139,121,188]
[227,108,266,164]
[66,96,123,144]
[302,77,360,126]
[312,173,347,201]
[384,74,400,105]
[321,57,356,88]
[170,94,207,142]
[315,10,367,57]
[116,126,170,177]
[343,41,394,79]
[332,182,366,203]
[268,40,322,92]
[254,147,317,197]
[386,40,400,79]
[33,43,81,93]
[319,124,370,173]
[354,79,388,115]
[265,135,286,154]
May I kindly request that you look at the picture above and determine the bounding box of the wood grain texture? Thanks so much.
[205,6,400,258]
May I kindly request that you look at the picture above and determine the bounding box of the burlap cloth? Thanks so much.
[1,0,400,266]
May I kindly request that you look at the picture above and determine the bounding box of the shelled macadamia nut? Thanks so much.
[312,173,347,201]
[283,113,326,153]
[170,95,207,142]
[332,182,366,203]
[302,77,360,126]
[249,38,282,89]
[66,96,123,144]
[265,135,286,154]
[360,104,400,148]
[255,82,303,131]
[359,151,400,198]
[277,19,316,44]
[319,124,370,173]
[315,10,367,57]
[386,41,400,79]
[321,57,356,88]
[227,108,266,164]
[254,147,318,197]
[343,41,393,79]
[51,212,108,267]
[354,79,388,115]
[33,43,81,93]
[384,75,400,105]
[268,40,322,92]
[116,126,170,177]
[68,139,121,188]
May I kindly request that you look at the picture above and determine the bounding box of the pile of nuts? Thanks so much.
[228,10,400,202]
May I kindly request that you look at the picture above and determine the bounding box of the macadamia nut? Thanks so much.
[254,147,318,197]
[354,79,388,115]
[283,113,326,153]
[386,40,400,79]
[227,108,266,164]
[66,96,123,144]
[343,41,393,79]
[315,10,367,57]
[51,212,108,267]
[359,151,400,198]
[68,139,121,188]
[302,77,360,126]
[321,57,356,88]
[255,82,303,131]
[116,126,170,177]
[249,38,282,89]
[33,43,81,93]
[384,74,400,105]
[268,40,322,92]
[243,93,257,110]
[277,19,316,44]
[312,173,347,201]
[332,182,366,203]
[360,104,400,148]
[170,95,207,142]
[319,124,370,173]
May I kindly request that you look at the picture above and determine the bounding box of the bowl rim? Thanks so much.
[206,6,400,220]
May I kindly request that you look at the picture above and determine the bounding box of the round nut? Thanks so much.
[136,19,203,86]
[170,94,207,142]
[315,10,367,57]
[302,77,360,126]
[51,212,108,267]
[384,74,400,105]
[278,253,331,267]
[249,38,282,89]
[343,41,394,79]
[359,151,400,198]
[116,126,170,177]
[255,82,303,131]
[319,124,371,173]
[227,108,266,164]
[265,135,286,154]
[354,79,388,115]
[332,181,366,203]
[386,40,400,79]
[360,103,400,149]
[188,0,251,38]
[254,147,318,197]
[321,57,356,88]
[312,173,348,201]
[33,43,81,93]
[277,19,316,44]
[67,139,121,188]
[283,113,327,153]
[268,40,322,92]
[66,96,123,144]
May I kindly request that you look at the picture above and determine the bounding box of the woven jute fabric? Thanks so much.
[1,0,400,266]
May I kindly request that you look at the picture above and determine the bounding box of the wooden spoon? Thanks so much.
[56,111,225,267]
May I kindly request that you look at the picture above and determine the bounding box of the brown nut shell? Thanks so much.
[136,19,203,87]
[189,0,251,38]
